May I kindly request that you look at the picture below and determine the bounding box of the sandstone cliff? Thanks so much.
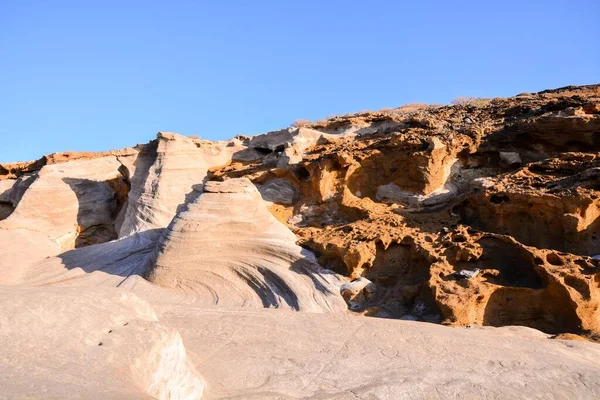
[212,84,600,339]
[2,84,600,398]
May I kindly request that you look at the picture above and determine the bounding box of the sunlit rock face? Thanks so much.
[147,178,347,312]
[115,132,246,237]
[0,156,126,284]
[2,85,600,398]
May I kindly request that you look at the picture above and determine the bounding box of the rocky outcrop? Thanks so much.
[146,178,346,312]
[0,156,128,284]
[458,153,600,256]
[0,151,111,181]
[116,132,244,237]
[240,127,354,167]
[3,83,600,398]
[6,86,599,332]
[212,84,600,338]
[1,156,125,248]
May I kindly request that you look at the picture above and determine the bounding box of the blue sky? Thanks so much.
[1,1,599,162]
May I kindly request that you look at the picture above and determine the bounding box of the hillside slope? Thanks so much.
[1,84,600,398]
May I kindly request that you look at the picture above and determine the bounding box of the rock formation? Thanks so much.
[212,84,600,338]
[115,133,246,237]
[147,178,346,312]
[3,84,600,398]
[0,156,127,284]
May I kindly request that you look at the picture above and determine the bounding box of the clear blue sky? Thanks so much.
[1,1,599,162]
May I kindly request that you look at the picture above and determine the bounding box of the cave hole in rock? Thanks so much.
[253,147,274,155]
[563,275,591,300]
[482,286,581,334]
[489,194,510,204]
[368,242,441,320]
[528,164,573,177]
[294,166,311,181]
[452,237,545,289]
[71,171,131,249]
[546,252,564,266]
[253,144,286,155]
[451,234,468,243]
[273,144,286,153]
[346,151,425,200]
[318,248,346,276]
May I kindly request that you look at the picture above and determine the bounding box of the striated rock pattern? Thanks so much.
[147,178,346,312]
[3,84,600,398]
[0,156,128,284]
[115,133,246,237]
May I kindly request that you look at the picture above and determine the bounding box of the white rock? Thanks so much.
[257,178,297,205]
[340,277,377,310]
[163,306,600,399]
[0,157,123,284]
[117,132,245,237]
[244,127,348,167]
[146,178,347,312]
[0,287,203,400]
[499,151,522,166]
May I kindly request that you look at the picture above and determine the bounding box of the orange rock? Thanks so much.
[213,83,600,338]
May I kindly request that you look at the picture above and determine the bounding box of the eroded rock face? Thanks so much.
[1,156,125,247]
[211,84,600,338]
[0,157,128,284]
[3,84,600,398]
[0,179,15,220]
[116,132,244,237]
[0,151,111,181]
[256,178,298,205]
[458,153,600,256]
[147,178,346,312]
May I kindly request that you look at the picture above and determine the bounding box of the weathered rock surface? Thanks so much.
[147,178,346,312]
[1,156,124,245]
[3,84,600,398]
[0,157,127,284]
[212,84,600,337]
[0,287,203,399]
[116,133,244,237]
[163,306,600,399]
[256,178,298,205]
[0,150,111,180]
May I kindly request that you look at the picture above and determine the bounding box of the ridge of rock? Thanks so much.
[146,178,347,312]
[3,84,600,398]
